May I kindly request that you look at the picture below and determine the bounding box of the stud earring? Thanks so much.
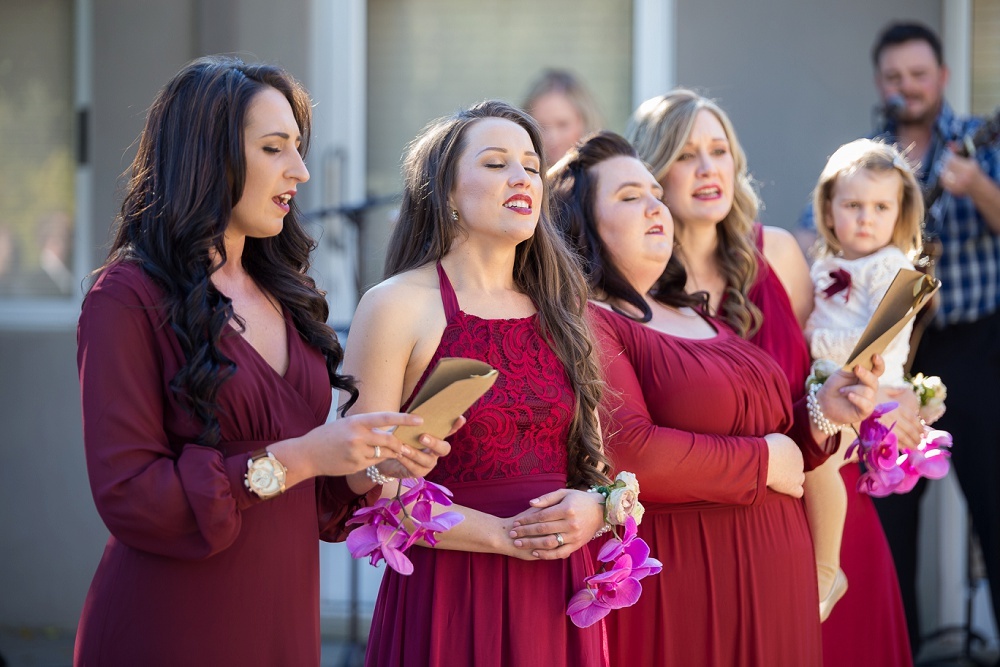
[451,209,459,222]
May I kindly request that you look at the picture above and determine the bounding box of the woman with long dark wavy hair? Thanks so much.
[343,100,611,666]
[547,131,883,666]
[75,56,451,667]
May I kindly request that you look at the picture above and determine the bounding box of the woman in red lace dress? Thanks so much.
[343,101,612,667]
[628,89,913,665]
[547,131,882,666]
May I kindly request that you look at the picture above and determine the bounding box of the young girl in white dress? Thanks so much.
[803,138,924,621]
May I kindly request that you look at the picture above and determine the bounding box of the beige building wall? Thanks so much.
[973,0,1000,115]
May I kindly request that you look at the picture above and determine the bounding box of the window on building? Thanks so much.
[972,0,1000,116]
[361,0,633,286]
[0,1,78,300]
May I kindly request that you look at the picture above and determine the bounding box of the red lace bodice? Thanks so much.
[401,263,573,484]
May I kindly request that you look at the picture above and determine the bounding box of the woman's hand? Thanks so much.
[877,386,922,450]
[764,433,805,498]
[269,412,430,488]
[371,416,464,479]
[816,354,885,426]
[506,488,605,559]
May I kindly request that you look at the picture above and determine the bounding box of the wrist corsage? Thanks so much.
[588,471,646,534]
[908,372,947,424]
[567,472,661,628]
[805,359,846,436]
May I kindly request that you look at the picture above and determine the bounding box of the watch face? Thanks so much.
[247,456,286,498]
[249,467,282,496]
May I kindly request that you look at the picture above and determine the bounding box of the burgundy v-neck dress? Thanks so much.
[592,303,823,667]
[364,264,608,667]
[75,262,377,667]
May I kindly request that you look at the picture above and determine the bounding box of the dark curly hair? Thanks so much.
[548,131,704,321]
[93,55,357,448]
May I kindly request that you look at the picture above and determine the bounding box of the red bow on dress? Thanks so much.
[823,268,852,301]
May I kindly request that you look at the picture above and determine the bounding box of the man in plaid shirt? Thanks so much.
[867,22,1000,658]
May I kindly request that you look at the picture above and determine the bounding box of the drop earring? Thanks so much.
[451,209,459,222]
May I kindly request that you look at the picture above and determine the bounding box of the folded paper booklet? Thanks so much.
[393,357,499,448]
[843,268,940,371]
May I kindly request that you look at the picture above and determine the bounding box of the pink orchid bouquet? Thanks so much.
[567,472,662,628]
[845,401,953,497]
[345,478,464,575]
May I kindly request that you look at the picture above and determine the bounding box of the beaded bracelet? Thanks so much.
[366,465,397,486]
[807,383,845,436]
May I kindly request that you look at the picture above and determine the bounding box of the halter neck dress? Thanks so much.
[364,263,608,667]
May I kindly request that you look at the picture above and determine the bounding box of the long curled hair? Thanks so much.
[626,90,763,338]
[548,131,704,321]
[384,100,610,489]
[93,55,357,448]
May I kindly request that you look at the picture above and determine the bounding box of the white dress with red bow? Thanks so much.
[805,245,915,387]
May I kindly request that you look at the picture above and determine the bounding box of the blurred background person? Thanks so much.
[522,69,605,165]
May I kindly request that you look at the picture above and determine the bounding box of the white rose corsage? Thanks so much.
[589,471,646,538]
[908,372,947,425]
[567,471,661,628]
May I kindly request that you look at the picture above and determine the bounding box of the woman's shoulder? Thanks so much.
[87,261,162,308]
[354,264,445,330]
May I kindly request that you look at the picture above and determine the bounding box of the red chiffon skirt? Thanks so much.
[822,464,912,666]
[605,492,823,666]
[365,474,609,667]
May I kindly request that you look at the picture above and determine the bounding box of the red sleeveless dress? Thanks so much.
[364,263,609,667]
[749,226,912,666]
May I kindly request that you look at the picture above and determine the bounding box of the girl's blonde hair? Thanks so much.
[626,89,762,338]
[813,138,924,259]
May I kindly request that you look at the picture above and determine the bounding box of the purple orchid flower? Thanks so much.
[596,516,662,580]
[845,402,898,460]
[345,523,414,575]
[567,556,645,628]
[346,477,464,575]
[896,427,953,492]
[567,588,614,628]
[345,499,402,529]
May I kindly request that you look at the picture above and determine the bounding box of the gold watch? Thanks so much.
[244,449,287,499]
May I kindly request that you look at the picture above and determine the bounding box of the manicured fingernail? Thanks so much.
[401,446,411,455]
[532,551,539,557]
[514,540,523,547]
[512,521,521,527]
[529,498,540,504]
[419,435,430,445]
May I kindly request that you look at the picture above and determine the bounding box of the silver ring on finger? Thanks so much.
[373,445,381,459]
[555,532,564,547]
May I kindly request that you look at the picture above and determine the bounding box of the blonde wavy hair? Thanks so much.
[813,138,924,259]
[625,89,763,338]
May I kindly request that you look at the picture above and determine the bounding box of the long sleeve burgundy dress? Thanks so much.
[75,262,377,667]
[592,303,822,666]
